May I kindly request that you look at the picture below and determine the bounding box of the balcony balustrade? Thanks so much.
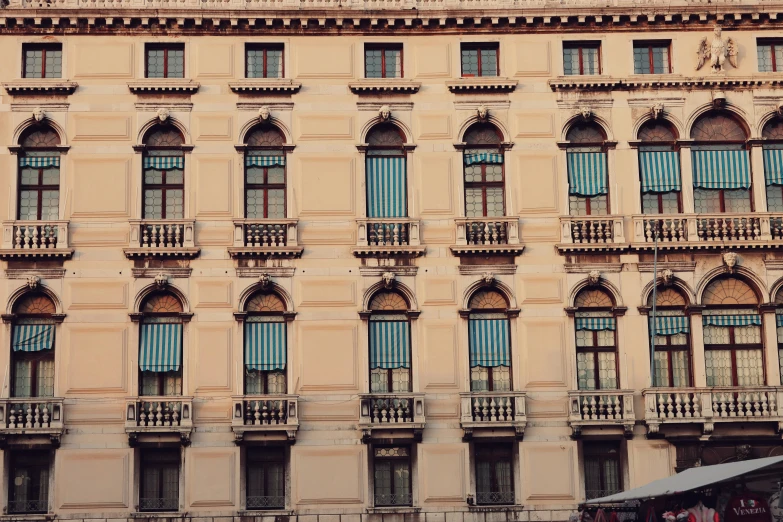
[631,213,783,250]
[0,221,72,259]
[451,217,524,256]
[125,219,199,258]
[459,391,527,440]
[0,398,64,444]
[558,216,627,252]
[359,393,425,441]
[125,396,193,444]
[228,219,303,259]
[231,395,299,442]
[353,219,424,257]
[567,390,635,438]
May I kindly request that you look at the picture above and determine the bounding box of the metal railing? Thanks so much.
[476,491,515,505]
[374,493,413,507]
[2,221,69,250]
[8,499,49,514]
[139,497,179,512]
[455,217,520,246]
[359,393,425,425]
[0,398,64,430]
[246,495,286,510]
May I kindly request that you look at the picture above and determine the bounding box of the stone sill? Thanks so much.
[0,515,55,521]
[238,510,294,516]
[468,506,526,513]
[450,244,525,256]
[128,80,200,94]
[351,246,425,258]
[446,78,517,93]
[229,79,302,93]
[349,80,421,94]
[3,80,78,95]
[366,507,422,514]
[123,248,201,259]
[0,249,73,260]
[227,246,304,259]
[131,512,184,519]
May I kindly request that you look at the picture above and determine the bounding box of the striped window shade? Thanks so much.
[12,323,54,352]
[143,156,185,170]
[777,314,783,328]
[139,322,183,372]
[246,155,286,168]
[763,147,783,186]
[464,153,503,166]
[702,314,761,327]
[567,151,608,196]
[468,318,510,368]
[650,315,689,335]
[369,320,410,369]
[366,156,407,218]
[575,317,616,331]
[244,321,287,371]
[691,149,751,189]
[19,156,60,168]
[639,150,681,193]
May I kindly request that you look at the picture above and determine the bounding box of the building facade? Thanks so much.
[2,1,783,521]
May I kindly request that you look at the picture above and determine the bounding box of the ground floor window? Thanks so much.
[140,449,180,512]
[9,451,50,514]
[373,446,412,507]
[246,447,286,510]
[475,443,514,505]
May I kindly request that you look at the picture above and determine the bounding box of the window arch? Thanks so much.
[468,288,512,392]
[138,291,184,397]
[566,121,609,217]
[647,287,691,387]
[243,290,288,396]
[463,123,505,219]
[244,124,287,222]
[17,126,61,226]
[368,290,412,394]
[638,120,682,215]
[762,117,783,212]
[10,293,57,398]
[142,125,185,220]
[573,287,618,390]
[690,111,752,214]
[701,277,763,387]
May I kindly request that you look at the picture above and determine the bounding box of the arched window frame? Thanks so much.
[240,124,290,221]
[459,122,508,219]
[463,288,515,393]
[761,117,783,213]
[635,120,683,215]
[364,290,414,394]
[772,286,783,385]
[563,121,612,217]
[137,125,188,220]
[13,125,66,224]
[642,286,693,387]
[240,290,290,396]
[363,123,409,221]
[7,293,60,399]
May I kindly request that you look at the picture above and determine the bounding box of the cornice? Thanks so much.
[550,75,783,92]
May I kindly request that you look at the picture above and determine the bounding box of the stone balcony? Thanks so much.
[567,390,635,438]
[0,398,65,446]
[227,219,303,259]
[450,217,525,256]
[459,391,527,441]
[359,393,425,442]
[0,220,73,259]
[124,219,200,259]
[125,396,193,445]
[230,395,299,443]
[352,219,425,258]
[643,387,783,437]
[557,215,628,253]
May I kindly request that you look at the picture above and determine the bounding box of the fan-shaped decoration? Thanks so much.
[574,288,614,308]
[142,292,184,313]
[464,123,502,145]
[702,278,758,306]
[144,126,185,147]
[763,118,783,140]
[566,122,606,143]
[639,121,677,142]
[468,289,508,310]
[649,287,687,307]
[691,112,747,142]
[367,123,405,147]
[369,291,408,311]
[13,294,56,315]
[20,127,60,148]
[775,287,783,305]
[246,126,286,147]
[246,292,286,313]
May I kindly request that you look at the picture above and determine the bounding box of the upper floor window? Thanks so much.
[648,287,691,387]
[365,44,403,79]
[762,118,783,212]
[758,39,783,72]
[246,44,283,79]
[368,291,411,393]
[373,446,412,507]
[563,42,600,76]
[463,123,504,218]
[142,126,185,220]
[638,120,682,214]
[11,293,57,399]
[366,123,408,221]
[573,287,617,391]
[244,291,287,395]
[774,287,783,384]
[244,125,287,220]
[23,44,62,79]
[17,126,61,222]
[247,447,286,510]
[690,112,752,214]
[138,292,184,397]
[566,122,609,216]
[468,289,511,392]
[9,450,51,515]
[633,41,671,74]
[461,43,499,78]
[140,448,180,512]
[475,443,514,506]
[145,44,184,79]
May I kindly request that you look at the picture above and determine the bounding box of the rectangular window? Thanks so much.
[475,444,514,505]
[22,44,62,79]
[651,313,691,388]
[247,447,286,510]
[140,449,180,512]
[633,41,671,74]
[584,442,622,500]
[18,152,60,221]
[758,39,783,72]
[575,313,618,391]
[145,44,185,79]
[365,44,403,79]
[373,446,412,507]
[246,44,284,79]
[463,149,505,218]
[461,43,499,78]
[703,310,763,387]
[9,451,50,514]
[693,189,752,213]
[245,154,286,219]
[563,42,601,75]
[143,152,185,220]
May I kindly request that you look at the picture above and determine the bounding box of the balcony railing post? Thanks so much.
[183,223,195,248]
[622,392,634,420]
[409,221,420,246]
[701,391,714,421]
[2,223,14,249]
[507,219,520,245]
[129,221,141,248]
[357,220,369,247]
[287,221,298,247]
[460,395,473,423]
[612,217,626,243]
[57,222,68,249]
[288,397,298,425]
[413,396,425,424]
[513,394,526,422]
[456,220,468,246]
[760,215,773,241]
[233,222,245,247]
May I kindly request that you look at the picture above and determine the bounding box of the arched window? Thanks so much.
[701,277,762,386]
[244,125,287,220]
[138,292,184,396]
[638,120,682,214]
[566,122,609,216]
[17,126,61,222]
[773,286,783,383]
[463,123,505,218]
[468,289,511,392]
[648,287,691,387]
[762,118,783,212]
[690,112,752,214]
[573,287,617,390]
[368,291,411,393]
[244,291,287,395]
[11,293,56,398]
[142,126,185,220]
[365,123,407,222]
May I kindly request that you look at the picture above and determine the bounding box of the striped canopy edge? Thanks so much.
[139,322,182,372]
[464,153,504,166]
[575,317,616,331]
[649,315,689,335]
[12,323,54,352]
[19,156,60,168]
[468,318,510,368]
[777,313,783,328]
[567,151,608,197]
[639,150,682,193]
[691,149,751,189]
[366,156,407,219]
[143,156,185,170]
[244,321,287,371]
[763,147,783,186]
[702,314,761,327]
[369,320,410,370]
[246,155,286,167]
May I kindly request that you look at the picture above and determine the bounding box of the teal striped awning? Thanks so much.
[12,324,54,352]
[567,151,608,196]
[763,147,783,186]
[366,156,407,218]
[245,321,286,371]
[703,314,761,327]
[139,322,182,372]
[246,155,285,168]
[19,156,60,168]
[369,320,410,369]
[692,149,751,189]
[650,315,689,336]
[143,156,184,170]
[575,317,616,331]
[639,150,681,193]
[468,318,510,368]
[464,153,503,166]
[777,314,783,328]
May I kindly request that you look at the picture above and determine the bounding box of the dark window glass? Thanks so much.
[365,45,403,79]
[246,44,284,79]
[758,40,783,72]
[374,446,412,507]
[584,442,622,500]
[9,451,50,514]
[563,43,600,75]
[247,447,286,510]
[633,42,671,74]
[146,44,185,79]
[23,44,62,79]
[461,44,499,77]
[475,444,514,505]
[140,449,180,512]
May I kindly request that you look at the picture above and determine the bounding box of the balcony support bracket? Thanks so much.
[461,428,473,443]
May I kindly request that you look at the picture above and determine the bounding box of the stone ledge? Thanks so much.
[128,80,200,94]
[228,79,302,94]
[446,78,517,93]
[3,80,78,95]
[349,80,421,94]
